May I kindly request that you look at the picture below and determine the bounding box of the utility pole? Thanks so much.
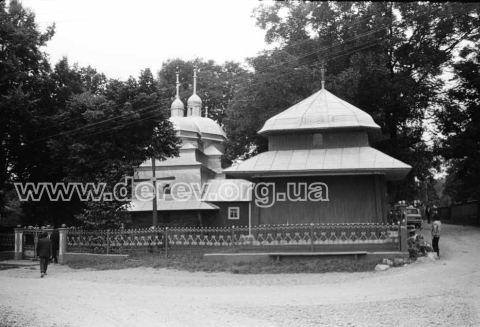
[135,157,175,227]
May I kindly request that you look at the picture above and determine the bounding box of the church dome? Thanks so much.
[187,93,202,107]
[171,98,184,110]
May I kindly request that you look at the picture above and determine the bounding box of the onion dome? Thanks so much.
[187,93,202,107]
[171,68,184,117]
[171,97,184,110]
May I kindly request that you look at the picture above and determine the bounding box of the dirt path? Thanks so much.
[1,224,479,327]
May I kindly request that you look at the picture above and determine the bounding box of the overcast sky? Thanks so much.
[23,0,269,80]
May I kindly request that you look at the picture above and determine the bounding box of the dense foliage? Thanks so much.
[1,0,479,227]
[0,1,179,228]
[224,1,480,204]
[436,42,480,216]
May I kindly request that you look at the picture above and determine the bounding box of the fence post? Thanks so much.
[399,221,408,252]
[14,228,23,260]
[231,225,235,249]
[310,223,314,252]
[106,229,110,255]
[58,228,68,264]
[164,227,168,260]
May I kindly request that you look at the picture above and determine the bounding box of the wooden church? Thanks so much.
[129,70,411,228]
[224,80,411,225]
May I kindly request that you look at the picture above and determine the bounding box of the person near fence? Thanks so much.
[425,205,432,224]
[50,229,60,264]
[36,231,52,278]
[431,211,441,259]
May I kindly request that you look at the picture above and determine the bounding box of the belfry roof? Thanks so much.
[223,147,411,181]
[258,88,380,135]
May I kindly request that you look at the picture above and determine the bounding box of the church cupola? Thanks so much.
[187,66,202,117]
[171,68,185,117]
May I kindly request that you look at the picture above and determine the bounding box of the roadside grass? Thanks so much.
[66,253,380,274]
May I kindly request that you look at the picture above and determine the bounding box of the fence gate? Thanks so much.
[22,229,53,259]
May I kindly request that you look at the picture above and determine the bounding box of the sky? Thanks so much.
[23,0,269,80]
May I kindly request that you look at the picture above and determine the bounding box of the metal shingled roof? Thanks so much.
[170,116,227,139]
[258,89,380,135]
[223,147,411,180]
[128,200,219,212]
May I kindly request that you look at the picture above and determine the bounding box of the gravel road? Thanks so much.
[1,224,479,327]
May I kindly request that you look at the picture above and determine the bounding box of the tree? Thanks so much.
[0,0,55,221]
[436,43,480,222]
[227,1,480,203]
[47,66,180,228]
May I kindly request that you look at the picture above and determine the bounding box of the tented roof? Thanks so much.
[258,88,380,135]
[223,147,411,180]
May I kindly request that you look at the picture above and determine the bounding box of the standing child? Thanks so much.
[36,231,52,278]
[431,212,441,259]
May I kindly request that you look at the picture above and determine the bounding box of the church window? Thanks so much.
[228,207,240,220]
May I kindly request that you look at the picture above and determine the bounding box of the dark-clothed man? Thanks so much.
[425,205,432,224]
[36,232,52,278]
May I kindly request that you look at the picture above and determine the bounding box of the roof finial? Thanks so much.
[321,60,325,90]
[193,65,197,95]
[175,67,180,99]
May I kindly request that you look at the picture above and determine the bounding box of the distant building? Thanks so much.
[129,70,411,228]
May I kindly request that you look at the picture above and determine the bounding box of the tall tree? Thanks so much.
[227,1,480,203]
[436,43,480,222]
[47,65,180,228]
[0,0,55,220]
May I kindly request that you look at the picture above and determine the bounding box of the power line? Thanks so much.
[259,6,471,76]
[258,26,387,75]
[31,102,167,143]
[34,97,171,132]
[26,5,475,142]
[32,104,159,142]
[231,40,385,100]
[72,110,165,142]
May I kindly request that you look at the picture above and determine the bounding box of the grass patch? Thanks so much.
[66,253,380,274]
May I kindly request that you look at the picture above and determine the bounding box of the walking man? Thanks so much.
[36,231,52,278]
[431,211,441,259]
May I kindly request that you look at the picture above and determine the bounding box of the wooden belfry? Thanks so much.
[224,61,411,225]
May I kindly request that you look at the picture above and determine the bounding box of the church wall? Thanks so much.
[209,202,250,228]
[130,210,204,228]
[268,130,369,151]
[251,175,386,225]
